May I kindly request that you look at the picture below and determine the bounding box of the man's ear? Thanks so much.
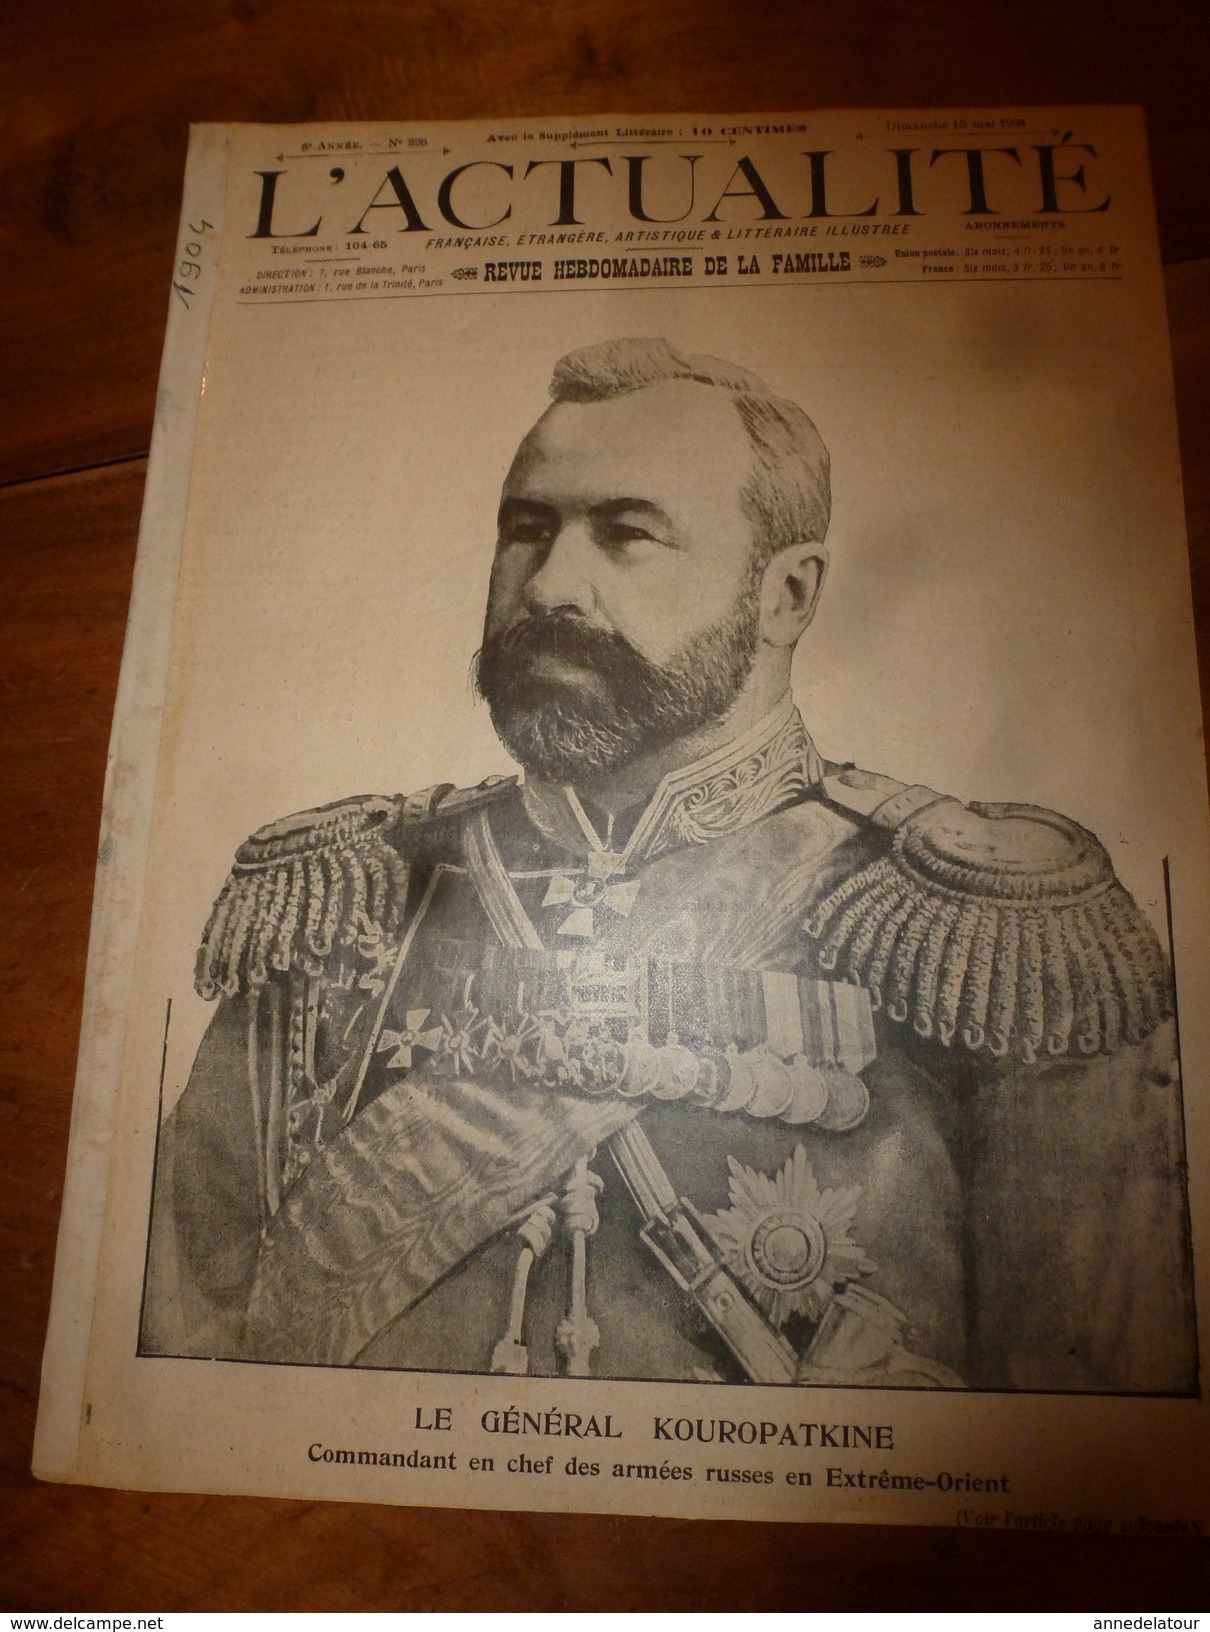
[758,540,829,648]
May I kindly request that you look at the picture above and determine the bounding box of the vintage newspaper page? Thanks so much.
[34,110,1209,1532]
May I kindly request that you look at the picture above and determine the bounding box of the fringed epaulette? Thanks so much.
[804,769,1172,1062]
[195,794,409,999]
[195,776,520,1000]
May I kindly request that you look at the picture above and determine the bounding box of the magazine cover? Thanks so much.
[34,109,1209,1529]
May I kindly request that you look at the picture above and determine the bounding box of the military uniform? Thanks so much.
[141,700,1197,1391]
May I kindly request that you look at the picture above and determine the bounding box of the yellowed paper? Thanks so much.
[35,110,1210,1534]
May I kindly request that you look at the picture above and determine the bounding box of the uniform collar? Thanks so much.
[520,695,824,871]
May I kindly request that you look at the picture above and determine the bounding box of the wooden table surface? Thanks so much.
[2,0,1208,1610]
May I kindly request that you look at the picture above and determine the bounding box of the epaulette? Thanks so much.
[195,794,407,999]
[419,774,519,825]
[803,767,1172,1062]
[195,776,519,1000]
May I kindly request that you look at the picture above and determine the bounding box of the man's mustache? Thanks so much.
[473,612,657,696]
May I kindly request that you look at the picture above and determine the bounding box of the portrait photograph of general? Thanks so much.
[134,305,1197,1398]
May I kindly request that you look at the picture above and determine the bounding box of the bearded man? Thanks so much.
[142,337,1195,1393]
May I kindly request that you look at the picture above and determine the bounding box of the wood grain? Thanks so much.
[0,463,143,1486]
[1,0,1208,485]
[1,1487,1206,1612]
[1170,260,1210,684]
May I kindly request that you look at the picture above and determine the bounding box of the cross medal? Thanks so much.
[542,847,641,939]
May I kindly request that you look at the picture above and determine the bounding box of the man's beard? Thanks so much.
[473,587,762,785]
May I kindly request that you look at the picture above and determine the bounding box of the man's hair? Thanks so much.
[549,336,831,560]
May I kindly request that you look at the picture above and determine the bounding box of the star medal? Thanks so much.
[703,1145,875,1328]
